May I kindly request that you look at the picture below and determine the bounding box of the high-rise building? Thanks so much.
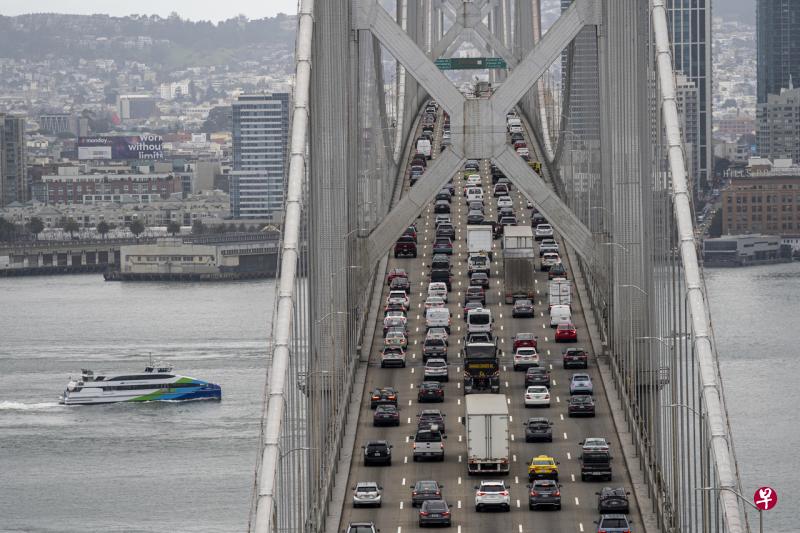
[229,93,290,219]
[667,0,712,195]
[757,0,800,104]
[756,85,800,161]
[0,114,28,206]
[118,95,158,120]
[675,74,699,192]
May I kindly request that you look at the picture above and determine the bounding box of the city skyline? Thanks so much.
[1,0,298,22]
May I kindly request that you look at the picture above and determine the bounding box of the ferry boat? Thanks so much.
[59,362,222,405]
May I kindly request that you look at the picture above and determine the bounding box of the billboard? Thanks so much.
[78,134,164,160]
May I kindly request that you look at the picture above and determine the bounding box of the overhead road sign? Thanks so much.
[435,57,507,70]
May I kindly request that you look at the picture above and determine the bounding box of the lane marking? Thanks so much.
[458,455,462,463]
[518,525,523,533]
[516,499,521,508]
[458,476,462,485]
[458,500,462,509]
[513,454,517,463]
[552,379,557,386]
[410,383,414,389]
[574,497,579,506]
[457,398,461,405]
[400,501,404,510]
[407,417,411,424]
[515,475,519,484]
[406,436,410,443]
[567,452,571,460]
[579,523,584,532]
[510,434,515,441]
[458,435,462,442]
[571,474,576,482]
[402,477,406,485]
[560,414,564,421]
[556,396,560,403]
[404,456,408,464]
[563,432,568,440]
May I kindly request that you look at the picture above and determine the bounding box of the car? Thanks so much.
[433,237,453,255]
[524,385,551,407]
[362,440,393,466]
[563,347,589,369]
[541,252,561,271]
[512,298,535,318]
[535,223,554,240]
[597,487,631,514]
[394,236,417,258]
[386,290,409,309]
[352,482,383,508]
[464,331,494,344]
[496,206,515,221]
[425,282,448,303]
[493,183,509,197]
[403,225,418,242]
[423,358,449,381]
[581,437,611,452]
[548,263,568,280]
[467,210,485,225]
[531,212,547,225]
[434,200,451,214]
[474,480,511,512]
[469,272,490,288]
[538,239,559,256]
[496,195,513,209]
[467,254,490,276]
[430,268,452,291]
[463,300,483,315]
[464,285,486,305]
[430,254,451,271]
[422,336,448,361]
[499,215,517,226]
[435,213,451,225]
[373,404,401,426]
[345,522,378,533]
[382,314,407,335]
[417,409,446,433]
[386,268,409,285]
[390,276,411,293]
[513,347,540,370]
[527,455,559,481]
[465,174,482,187]
[527,199,534,209]
[569,373,594,395]
[525,366,551,388]
[528,479,562,510]
[417,381,445,403]
[436,223,456,240]
[384,301,407,314]
[595,514,633,533]
[513,332,538,350]
[435,190,451,203]
[568,395,596,417]
[411,428,445,461]
[555,321,578,342]
[380,346,406,368]
[411,480,445,507]
[524,417,553,442]
[496,177,512,190]
[384,328,408,349]
[468,200,485,213]
[370,387,398,409]
[419,499,452,527]
[425,295,446,309]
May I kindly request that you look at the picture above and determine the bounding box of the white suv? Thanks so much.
[474,480,511,512]
[427,282,448,302]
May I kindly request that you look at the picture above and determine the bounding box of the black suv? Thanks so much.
[370,387,398,409]
[568,395,596,417]
[524,417,553,442]
[416,409,446,433]
[417,381,445,403]
[362,440,392,466]
[597,487,631,514]
[563,347,589,369]
[525,367,551,388]
[429,269,452,291]
[411,480,444,507]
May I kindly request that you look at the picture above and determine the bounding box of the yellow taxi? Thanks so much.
[527,454,559,481]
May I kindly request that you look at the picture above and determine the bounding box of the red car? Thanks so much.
[513,332,538,351]
[554,322,578,343]
[386,268,409,285]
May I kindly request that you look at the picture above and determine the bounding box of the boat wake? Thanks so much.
[0,401,62,411]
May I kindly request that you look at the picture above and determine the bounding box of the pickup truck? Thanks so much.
[411,428,445,462]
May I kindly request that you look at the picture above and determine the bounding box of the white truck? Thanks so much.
[467,226,494,275]
[465,394,510,475]
[502,226,536,304]
[548,278,572,308]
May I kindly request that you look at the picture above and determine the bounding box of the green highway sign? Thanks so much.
[435,57,507,70]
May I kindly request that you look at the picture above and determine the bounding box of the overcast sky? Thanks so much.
[1,1,298,21]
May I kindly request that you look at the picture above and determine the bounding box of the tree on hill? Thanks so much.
[62,218,80,239]
[129,219,145,240]
[96,221,110,239]
[27,217,44,239]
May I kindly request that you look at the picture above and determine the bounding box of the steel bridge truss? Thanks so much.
[251,1,749,532]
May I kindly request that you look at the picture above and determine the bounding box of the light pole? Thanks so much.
[664,402,704,419]
[696,486,763,533]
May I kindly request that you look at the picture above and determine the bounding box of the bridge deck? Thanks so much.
[337,106,642,533]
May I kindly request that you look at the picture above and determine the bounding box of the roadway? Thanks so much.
[338,102,642,533]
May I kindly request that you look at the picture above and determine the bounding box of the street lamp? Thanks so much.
[637,336,673,347]
[619,283,647,296]
[602,242,629,253]
[279,446,315,460]
[696,486,764,533]
[664,403,704,419]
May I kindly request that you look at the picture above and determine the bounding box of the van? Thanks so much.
[465,187,484,205]
[466,308,493,333]
[549,305,571,327]
[426,307,451,333]
[416,138,432,159]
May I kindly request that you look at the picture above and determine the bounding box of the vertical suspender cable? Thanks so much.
[253,1,314,531]
[651,1,746,531]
